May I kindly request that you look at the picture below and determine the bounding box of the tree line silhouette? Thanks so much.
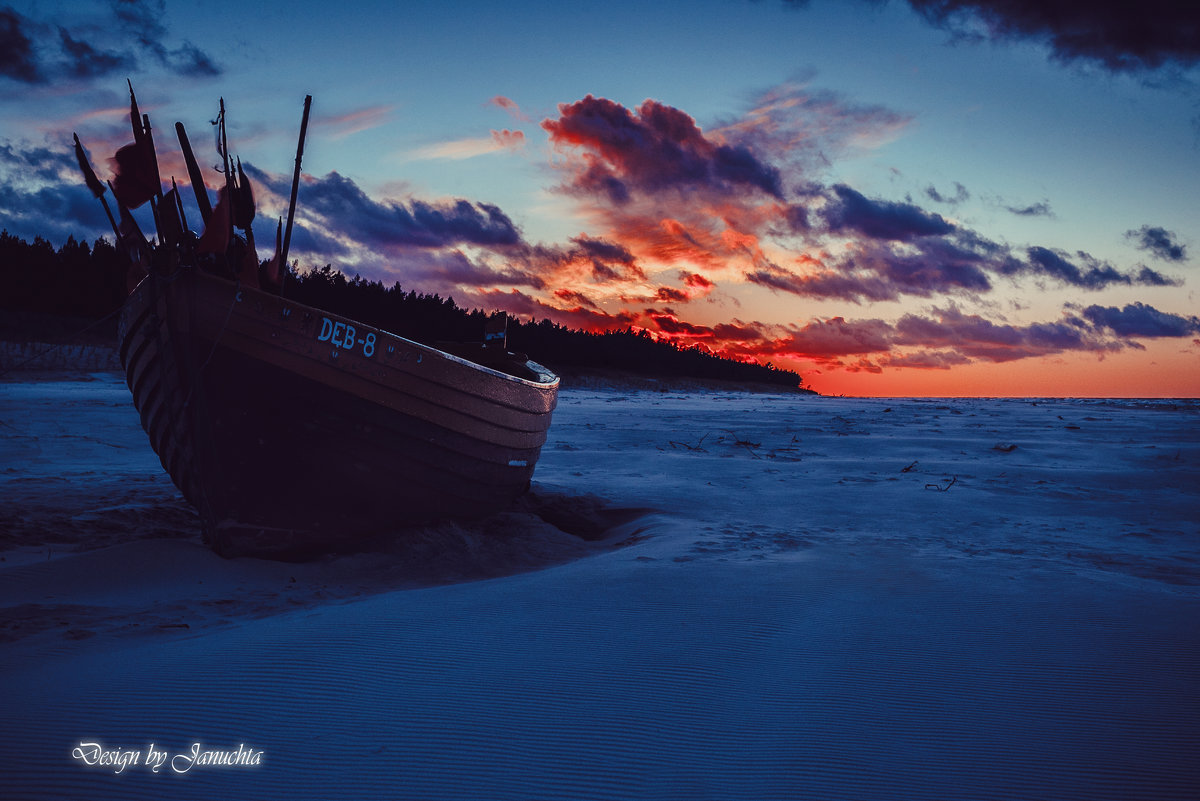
[1,231,807,390]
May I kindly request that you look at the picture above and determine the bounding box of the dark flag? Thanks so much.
[233,157,255,230]
[197,186,231,255]
[111,82,162,209]
[110,139,159,208]
[73,133,120,240]
[73,133,106,198]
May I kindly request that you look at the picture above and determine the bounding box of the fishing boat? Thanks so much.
[77,87,559,557]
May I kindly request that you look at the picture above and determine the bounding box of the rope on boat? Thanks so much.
[0,306,123,379]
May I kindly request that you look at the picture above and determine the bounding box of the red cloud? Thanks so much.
[491,129,525,150]
[488,96,530,121]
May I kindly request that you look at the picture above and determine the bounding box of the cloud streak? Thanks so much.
[412,129,526,160]
[319,105,398,140]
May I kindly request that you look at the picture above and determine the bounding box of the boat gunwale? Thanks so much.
[135,271,561,393]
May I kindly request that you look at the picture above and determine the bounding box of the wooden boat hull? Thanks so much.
[117,268,559,557]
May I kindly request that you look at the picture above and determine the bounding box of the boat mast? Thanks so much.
[279,94,312,292]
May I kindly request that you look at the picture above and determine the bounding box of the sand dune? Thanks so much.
[1,374,1197,799]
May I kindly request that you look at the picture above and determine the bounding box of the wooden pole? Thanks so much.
[172,177,189,231]
[175,122,213,224]
[279,94,312,291]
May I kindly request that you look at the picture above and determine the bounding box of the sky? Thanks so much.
[2,0,1198,396]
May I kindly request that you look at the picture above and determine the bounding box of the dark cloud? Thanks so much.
[1,6,41,82]
[1133,265,1178,286]
[1125,225,1187,262]
[570,234,636,264]
[0,139,126,241]
[1005,200,1054,217]
[111,0,167,40]
[1007,246,1179,289]
[543,95,783,204]
[159,41,219,77]
[286,223,351,260]
[58,27,133,78]
[773,316,895,357]
[647,310,716,338]
[655,286,690,303]
[284,170,524,250]
[239,166,548,293]
[552,289,598,309]
[712,321,766,342]
[712,297,1200,369]
[905,0,1200,72]
[893,305,1109,362]
[1081,302,1200,338]
[746,263,890,303]
[0,140,75,183]
[412,250,545,291]
[823,184,955,241]
[850,237,994,296]
[112,0,220,76]
[747,233,994,303]
[0,0,220,84]
[0,180,113,243]
[925,181,969,205]
[546,234,647,284]
[883,350,971,369]
[781,203,810,233]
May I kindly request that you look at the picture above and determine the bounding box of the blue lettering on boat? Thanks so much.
[317,317,375,358]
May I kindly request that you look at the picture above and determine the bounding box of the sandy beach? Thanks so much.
[1,371,1198,799]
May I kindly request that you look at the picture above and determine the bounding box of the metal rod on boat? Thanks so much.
[137,108,167,246]
[279,94,312,292]
[175,122,213,225]
[142,112,164,205]
[219,98,233,254]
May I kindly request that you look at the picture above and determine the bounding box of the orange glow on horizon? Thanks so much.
[792,343,1200,397]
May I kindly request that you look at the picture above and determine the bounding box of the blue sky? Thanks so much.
[2,0,1198,394]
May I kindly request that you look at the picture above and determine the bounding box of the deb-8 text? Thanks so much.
[317,317,376,357]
